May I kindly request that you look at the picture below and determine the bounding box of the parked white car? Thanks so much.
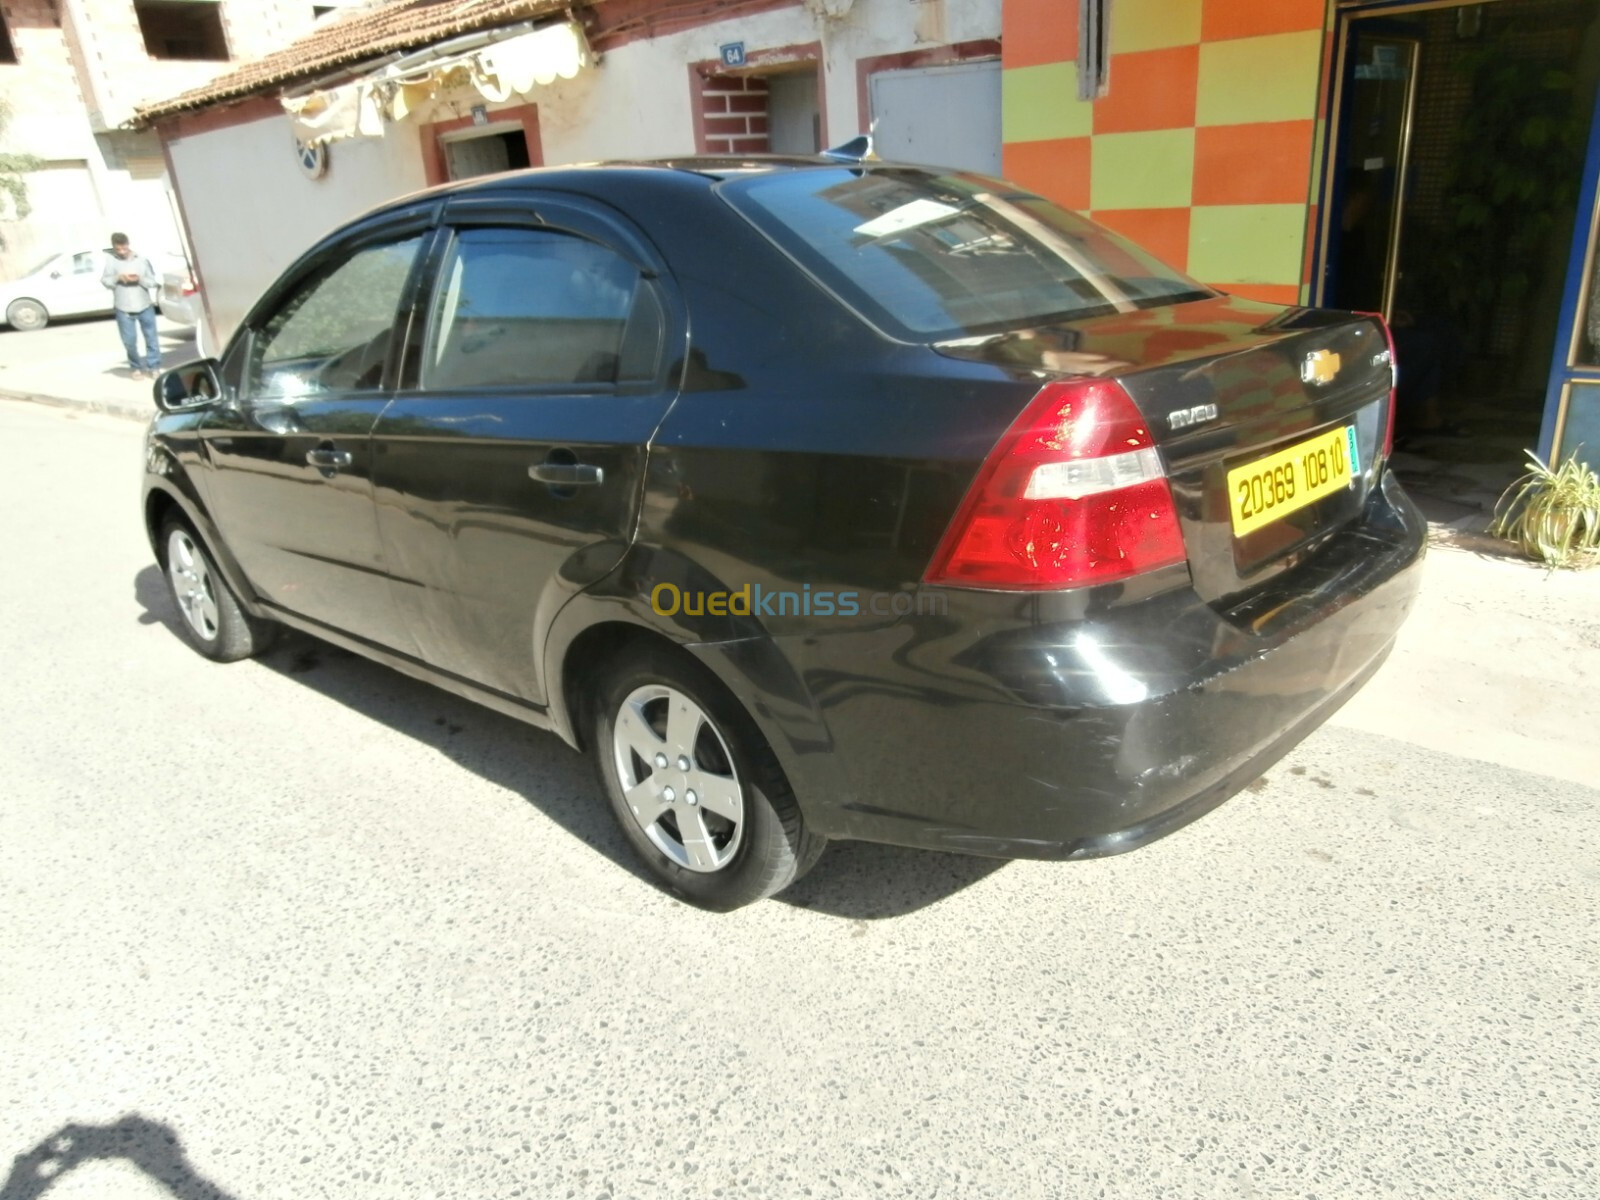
[0,248,119,331]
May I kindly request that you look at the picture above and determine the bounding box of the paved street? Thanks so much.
[0,397,1595,1200]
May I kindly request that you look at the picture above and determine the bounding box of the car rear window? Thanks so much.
[719,168,1213,341]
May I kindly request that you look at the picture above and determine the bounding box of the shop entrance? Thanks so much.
[1321,0,1600,519]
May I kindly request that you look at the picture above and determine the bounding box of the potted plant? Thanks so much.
[1489,449,1600,569]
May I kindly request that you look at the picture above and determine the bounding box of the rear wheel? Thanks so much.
[6,298,48,331]
[161,519,275,662]
[593,648,824,910]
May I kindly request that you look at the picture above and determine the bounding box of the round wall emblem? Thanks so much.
[296,139,328,180]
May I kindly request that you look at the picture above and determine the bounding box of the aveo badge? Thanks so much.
[1168,402,1219,431]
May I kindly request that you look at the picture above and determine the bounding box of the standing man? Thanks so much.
[101,232,161,378]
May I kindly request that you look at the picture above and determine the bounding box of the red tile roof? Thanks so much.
[134,0,577,125]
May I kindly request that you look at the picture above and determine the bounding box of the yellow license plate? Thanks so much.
[1227,426,1360,537]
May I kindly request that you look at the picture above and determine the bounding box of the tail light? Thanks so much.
[924,378,1187,590]
[1357,312,1398,457]
[182,276,198,297]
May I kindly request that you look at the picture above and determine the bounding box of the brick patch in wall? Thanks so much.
[691,68,772,154]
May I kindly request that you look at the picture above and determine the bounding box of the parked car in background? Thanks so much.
[158,265,202,328]
[141,151,1426,910]
[1,248,115,330]
[1,246,189,332]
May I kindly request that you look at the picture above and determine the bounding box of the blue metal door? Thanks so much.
[1542,87,1600,471]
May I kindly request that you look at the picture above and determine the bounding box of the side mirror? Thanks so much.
[154,358,224,413]
[49,271,62,279]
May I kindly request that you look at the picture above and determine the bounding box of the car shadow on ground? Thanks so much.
[133,567,1004,918]
[0,1115,239,1200]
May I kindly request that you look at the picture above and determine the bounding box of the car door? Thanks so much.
[27,253,90,315]
[198,219,430,652]
[48,251,110,316]
[371,193,682,704]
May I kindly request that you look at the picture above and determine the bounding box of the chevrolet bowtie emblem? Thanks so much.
[1301,349,1341,386]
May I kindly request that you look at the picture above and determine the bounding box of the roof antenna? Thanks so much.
[820,133,876,163]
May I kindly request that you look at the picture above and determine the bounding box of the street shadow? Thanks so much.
[160,326,200,364]
[0,1116,240,1200]
[132,566,1002,917]
[88,321,196,379]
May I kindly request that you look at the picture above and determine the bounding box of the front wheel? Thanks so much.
[6,298,48,331]
[161,519,276,662]
[593,649,824,910]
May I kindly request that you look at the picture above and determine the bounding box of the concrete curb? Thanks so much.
[0,386,151,424]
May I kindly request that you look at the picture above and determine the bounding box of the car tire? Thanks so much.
[593,647,825,910]
[160,518,276,662]
[6,298,48,331]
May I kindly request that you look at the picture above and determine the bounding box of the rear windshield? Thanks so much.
[719,167,1213,342]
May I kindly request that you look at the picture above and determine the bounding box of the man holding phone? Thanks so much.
[101,232,161,379]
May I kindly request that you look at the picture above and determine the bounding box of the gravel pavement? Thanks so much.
[0,399,1595,1200]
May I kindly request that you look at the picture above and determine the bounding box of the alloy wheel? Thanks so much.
[611,683,745,872]
[166,527,220,642]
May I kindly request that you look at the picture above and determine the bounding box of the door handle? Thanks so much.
[528,462,604,486]
[306,447,353,469]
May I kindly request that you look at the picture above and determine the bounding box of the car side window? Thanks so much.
[247,235,423,401]
[423,227,658,391]
[72,252,98,274]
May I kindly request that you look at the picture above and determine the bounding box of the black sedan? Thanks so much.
[143,149,1424,909]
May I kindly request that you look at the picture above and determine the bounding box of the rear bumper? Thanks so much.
[694,469,1426,859]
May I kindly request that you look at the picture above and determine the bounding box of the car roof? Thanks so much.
[361,155,922,223]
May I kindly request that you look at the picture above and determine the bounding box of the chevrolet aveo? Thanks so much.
[143,152,1424,909]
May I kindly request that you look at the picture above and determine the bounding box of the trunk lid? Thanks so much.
[934,296,1394,604]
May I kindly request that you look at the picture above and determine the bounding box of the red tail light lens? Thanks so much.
[1357,312,1398,457]
[924,379,1187,590]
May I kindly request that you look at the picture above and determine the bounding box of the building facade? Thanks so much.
[0,0,364,276]
[138,0,1005,345]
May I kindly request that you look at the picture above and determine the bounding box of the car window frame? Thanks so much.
[231,208,439,409]
[396,191,678,400]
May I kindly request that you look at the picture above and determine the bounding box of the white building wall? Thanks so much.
[165,111,427,344]
[536,0,1000,163]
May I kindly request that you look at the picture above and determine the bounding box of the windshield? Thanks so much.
[22,254,62,278]
[719,168,1213,342]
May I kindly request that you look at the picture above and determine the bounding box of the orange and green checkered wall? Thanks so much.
[1001,0,1334,305]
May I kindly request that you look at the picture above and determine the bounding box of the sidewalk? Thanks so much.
[1330,535,1600,788]
[0,316,197,422]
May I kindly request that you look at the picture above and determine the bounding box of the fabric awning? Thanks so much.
[283,20,591,147]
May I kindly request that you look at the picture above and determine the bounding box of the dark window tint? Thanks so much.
[721,168,1212,341]
[423,227,653,390]
[248,236,422,400]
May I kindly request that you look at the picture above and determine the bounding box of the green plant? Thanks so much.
[1489,449,1600,569]
[0,95,42,224]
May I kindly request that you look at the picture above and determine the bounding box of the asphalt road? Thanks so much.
[0,398,1595,1200]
